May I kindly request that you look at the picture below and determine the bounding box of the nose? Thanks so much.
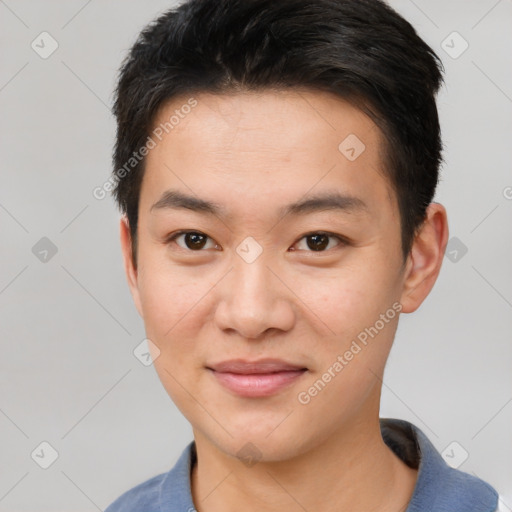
[214,256,296,340]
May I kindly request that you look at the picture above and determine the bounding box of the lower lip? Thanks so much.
[209,369,307,397]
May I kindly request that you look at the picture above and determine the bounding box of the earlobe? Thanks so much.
[399,203,449,313]
[119,216,144,318]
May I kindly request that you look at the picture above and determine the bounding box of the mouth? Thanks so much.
[206,359,308,398]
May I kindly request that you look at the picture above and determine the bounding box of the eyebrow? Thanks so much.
[150,189,369,219]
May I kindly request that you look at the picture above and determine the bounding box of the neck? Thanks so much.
[191,414,418,512]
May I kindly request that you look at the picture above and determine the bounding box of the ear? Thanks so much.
[120,216,143,317]
[399,202,449,313]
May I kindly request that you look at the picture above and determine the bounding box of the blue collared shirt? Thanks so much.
[105,418,498,512]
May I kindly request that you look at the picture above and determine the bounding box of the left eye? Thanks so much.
[293,233,344,252]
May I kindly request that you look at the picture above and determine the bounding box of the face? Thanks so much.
[121,89,437,462]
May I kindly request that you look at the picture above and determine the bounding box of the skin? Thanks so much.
[120,89,449,512]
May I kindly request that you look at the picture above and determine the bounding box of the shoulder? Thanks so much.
[380,418,499,512]
[429,465,499,511]
[413,427,497,511]
[104,441,196,512]
[104,472,167,512]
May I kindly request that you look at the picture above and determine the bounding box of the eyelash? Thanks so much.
[164,230,348,253]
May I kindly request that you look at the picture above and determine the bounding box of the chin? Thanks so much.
[201,421,314,464]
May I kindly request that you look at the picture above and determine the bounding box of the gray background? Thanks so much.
[0,0,511,510]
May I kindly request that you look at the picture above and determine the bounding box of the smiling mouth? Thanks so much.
[206,359,308,397]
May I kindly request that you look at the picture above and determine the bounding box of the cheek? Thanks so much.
[304,265,388,336]
[301,263,399,376]
[137,257,207,336]
[137,267,208,411]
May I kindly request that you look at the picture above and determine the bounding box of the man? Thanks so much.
[106,0,499,510]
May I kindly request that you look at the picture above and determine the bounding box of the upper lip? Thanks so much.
[207,358,307,374]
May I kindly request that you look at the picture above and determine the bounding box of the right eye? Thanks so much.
[165,231,220,251]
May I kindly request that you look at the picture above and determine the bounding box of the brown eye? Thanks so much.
[183,232,207,250]
[306,234,330,251]
[168,231,217,251]
[293,232,344,252]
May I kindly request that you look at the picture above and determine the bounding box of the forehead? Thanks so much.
[141,89,397,222]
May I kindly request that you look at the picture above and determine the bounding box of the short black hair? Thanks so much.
[112,0,444,266]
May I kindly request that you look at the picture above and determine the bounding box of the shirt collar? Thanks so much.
[158,419,498,512]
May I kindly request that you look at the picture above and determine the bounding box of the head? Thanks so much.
[113,0,449,461]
